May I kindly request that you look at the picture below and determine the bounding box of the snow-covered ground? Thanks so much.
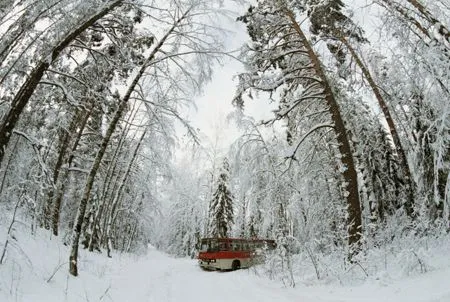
[1,228,450,302]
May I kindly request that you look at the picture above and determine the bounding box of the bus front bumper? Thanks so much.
[198,259,220,270]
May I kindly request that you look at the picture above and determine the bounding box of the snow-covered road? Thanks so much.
[2,235,450,302]
[108,247,304,302]
[104,247,450,302]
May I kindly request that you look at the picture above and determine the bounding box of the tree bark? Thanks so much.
[90,102,141,251]
[286,9,362,255]
[125,220,138,253]
[43,112,79,230]
[0,136,20,197]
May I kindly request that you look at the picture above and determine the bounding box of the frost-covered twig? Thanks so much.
[304,244,321,280]
[47,261,69,283]
[354,261,369,277]
[0,197,21,264]
[12,130,54,187]
[99,284,112,301]
[412,251,427,273]
[283,123,334,172]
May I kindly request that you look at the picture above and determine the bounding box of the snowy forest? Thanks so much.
[0,0,449,297]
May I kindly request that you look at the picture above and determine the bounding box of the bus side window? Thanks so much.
[210,241,218,252]
[219,242,227,251]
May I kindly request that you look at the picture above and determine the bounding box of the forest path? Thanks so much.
[104,246,450,302]
[107,246,322,302]
[2,228,450,302]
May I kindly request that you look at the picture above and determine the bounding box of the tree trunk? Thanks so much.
[69,95,128,276]
[90,102,141,251]
[69,9,190,275]
[338,36,415,218]
[106,128,147,257]
[378,0,449,53]
[125,220,138,253]
[52,105,93,236]
[0,136,20,197]
[0,0,124,167]
[43,112,79,230]
[405,0,449,44]
[286,9,362,256]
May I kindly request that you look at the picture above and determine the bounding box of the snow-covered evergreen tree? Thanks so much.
[208,158,234,238]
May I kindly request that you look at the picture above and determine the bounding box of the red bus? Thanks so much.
[197,237,276,270]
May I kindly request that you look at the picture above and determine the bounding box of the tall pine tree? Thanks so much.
[235,0,363,256]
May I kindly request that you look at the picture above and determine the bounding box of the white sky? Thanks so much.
[180,1,275,155]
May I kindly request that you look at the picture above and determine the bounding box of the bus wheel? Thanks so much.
[231,260,241,271]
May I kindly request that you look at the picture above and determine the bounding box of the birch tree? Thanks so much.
[69,0,226,276]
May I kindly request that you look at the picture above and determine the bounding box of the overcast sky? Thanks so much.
[180,1,275,156]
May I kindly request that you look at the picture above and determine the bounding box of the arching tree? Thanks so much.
[235,0,362,256]
[298,0,415,218]
[69,0,227,276]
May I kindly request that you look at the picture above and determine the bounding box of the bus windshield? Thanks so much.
[199,239,218,252]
